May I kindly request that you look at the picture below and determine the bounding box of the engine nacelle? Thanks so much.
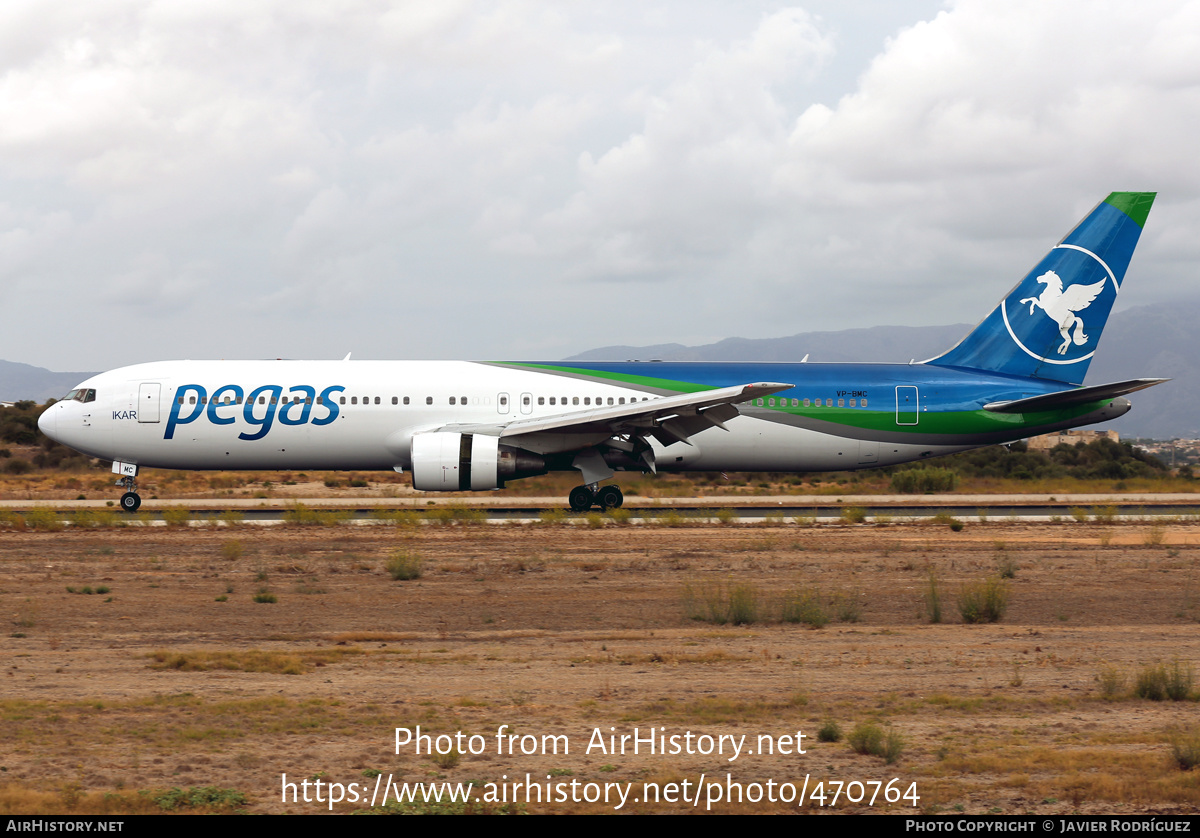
[410,432,545,491]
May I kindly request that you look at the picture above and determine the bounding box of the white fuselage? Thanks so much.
[37,359,970,477]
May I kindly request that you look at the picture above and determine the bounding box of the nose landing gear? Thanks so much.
[567,484,624,512]
[117,475,141,512]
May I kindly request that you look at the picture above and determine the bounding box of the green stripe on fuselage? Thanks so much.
[508,363,1110,442]
[504,363,713,394]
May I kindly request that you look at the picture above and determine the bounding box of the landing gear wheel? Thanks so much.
[120,491,142,513]
[568,486,595,512]
[597,485,623,510]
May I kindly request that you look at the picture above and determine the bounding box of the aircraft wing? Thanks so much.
[432,381,793,452]
[983,378,1168,413]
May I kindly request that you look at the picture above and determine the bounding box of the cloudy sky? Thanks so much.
[2,0,1197,371]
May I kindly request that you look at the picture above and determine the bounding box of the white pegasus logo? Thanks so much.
[1018,270,1107,355]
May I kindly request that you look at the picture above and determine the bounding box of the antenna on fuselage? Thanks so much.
[342,352,352,361]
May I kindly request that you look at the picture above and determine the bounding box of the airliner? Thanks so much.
[38,192,1165,512]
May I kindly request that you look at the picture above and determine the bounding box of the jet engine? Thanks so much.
[410,432,546,491]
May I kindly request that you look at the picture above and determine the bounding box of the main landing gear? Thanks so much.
[117,475,141,512]
[568,484,624,512]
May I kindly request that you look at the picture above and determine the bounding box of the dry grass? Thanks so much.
[146,648,365,675]
[3,520,1200,814]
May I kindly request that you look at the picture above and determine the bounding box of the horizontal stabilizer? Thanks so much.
[983,378,1168,414]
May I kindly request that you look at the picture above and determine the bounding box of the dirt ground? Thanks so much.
[3,518,1200,815]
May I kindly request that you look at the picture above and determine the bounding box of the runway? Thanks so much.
[4,493,1199,524]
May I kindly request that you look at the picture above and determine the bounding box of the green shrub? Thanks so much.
[817,721,842,743]
[606,507,632,526]
[1170,729,1200,770]
[957,576,1009,623]
[1136,660,1194,701]
[780,589,828,628]
[153,786,247,811]
[539,508,567,525]
[848,722,885,755]
[848,722,904,764]
[1092,505,1118,525]
[682,581,760,625]
[385,551,423,581]
[161,506,190,527]
[252,589,277,604]
[925,569,943,624]
[840,507,867,524]
[24,507,61,531]
[1097,665,1127,699]
[890,467,958,494]
[831,589,862,622]
[282,504,349,526]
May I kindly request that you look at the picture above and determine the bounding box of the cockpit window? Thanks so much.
[60,389,97,403]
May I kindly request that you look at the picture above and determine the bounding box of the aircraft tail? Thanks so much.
[928,192,1155,386]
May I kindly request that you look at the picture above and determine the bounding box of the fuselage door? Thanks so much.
[895,386,919,426]
[138,383,161,423]
[520,392,533,415]
[497,392,510,415]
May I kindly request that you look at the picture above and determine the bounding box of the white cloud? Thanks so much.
[1,1,1197,369]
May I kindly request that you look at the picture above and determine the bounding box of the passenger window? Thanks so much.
[849,399,856,407]
[201,396,208,405]
[768,398,775,406]
[584,397,590,406]
[317,396,323,405]
[619,397,625,404]
[352,397,358,405]
[375,397,381,405]
[538,397,544,405]
[838,399,844,407]
[803,399,810,407]
[449,397,456,405]
[826,399,832,407]
[573,397,579,405]
[339,397,346,405]
[178,397,184,405]
[500,396,507,406]
[426,396,433,405]
[392,396,398,405]
[523,395,530,406]
[403,397,410,405]
[862,398,868,408]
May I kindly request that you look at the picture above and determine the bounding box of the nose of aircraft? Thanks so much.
[37,405,56,439]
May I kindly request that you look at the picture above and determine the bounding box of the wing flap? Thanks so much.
[500,381,791,439]
[426,381,792,448]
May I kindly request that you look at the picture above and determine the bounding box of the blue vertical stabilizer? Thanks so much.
[929,192,1155,385]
